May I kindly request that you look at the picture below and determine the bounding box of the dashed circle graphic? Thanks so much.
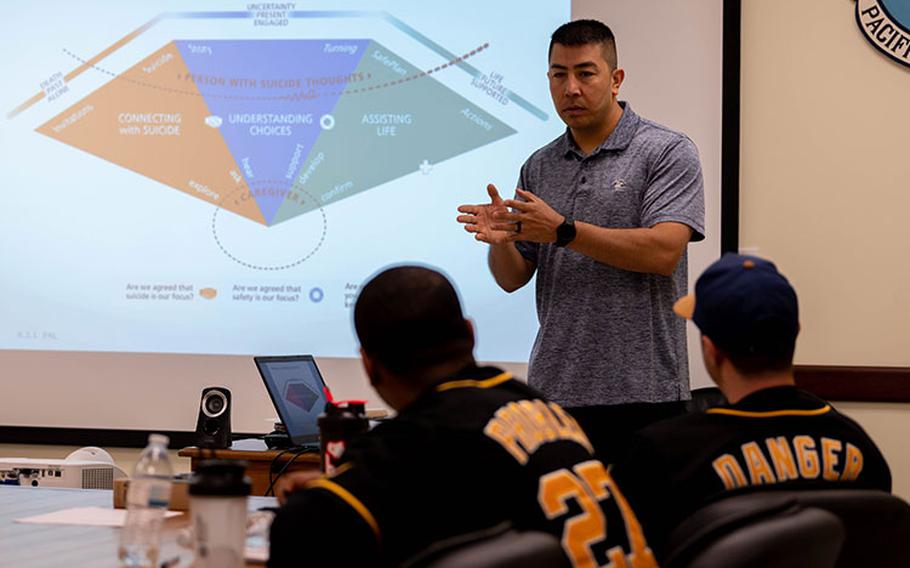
[211,180,327,271]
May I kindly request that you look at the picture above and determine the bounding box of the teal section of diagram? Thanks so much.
[272,39,516,224]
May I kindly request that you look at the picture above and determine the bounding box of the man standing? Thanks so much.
[610,254,891,558]
[457,19,705,459]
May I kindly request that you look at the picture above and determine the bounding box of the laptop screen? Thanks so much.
[254,355,329,446]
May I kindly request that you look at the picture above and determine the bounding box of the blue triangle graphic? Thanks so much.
[175,40,369,224]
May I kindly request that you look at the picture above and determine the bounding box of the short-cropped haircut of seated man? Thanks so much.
[611,253,892,559]
[269,265,658,568]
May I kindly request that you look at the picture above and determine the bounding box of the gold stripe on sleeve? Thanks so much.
[435,372,513,392]
[306,479,381,540]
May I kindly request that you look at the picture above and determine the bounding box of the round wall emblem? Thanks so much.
[856,0,910,69]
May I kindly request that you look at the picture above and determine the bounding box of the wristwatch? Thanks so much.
[555,216,576,247]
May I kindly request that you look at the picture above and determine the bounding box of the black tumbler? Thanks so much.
[317,400,369,474]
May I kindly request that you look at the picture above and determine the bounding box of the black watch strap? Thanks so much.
[555,216,576,247]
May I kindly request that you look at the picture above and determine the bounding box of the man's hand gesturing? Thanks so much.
[496,189,565,243]
[456,184,517,245]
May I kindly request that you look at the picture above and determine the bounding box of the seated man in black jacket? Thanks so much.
[611,253,892,559]
[269,266,657,568]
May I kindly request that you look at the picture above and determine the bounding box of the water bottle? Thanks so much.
[119,433,174,567]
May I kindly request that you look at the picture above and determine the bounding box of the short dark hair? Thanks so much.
[549,19,618,69]
[724,343,796,376]
[708,325,796,376]
[354,266,474,377]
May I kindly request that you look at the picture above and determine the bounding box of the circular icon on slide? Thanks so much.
[309,287,324,303]
[320,114,335,130]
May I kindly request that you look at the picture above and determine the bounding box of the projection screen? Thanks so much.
[0,0,724,437]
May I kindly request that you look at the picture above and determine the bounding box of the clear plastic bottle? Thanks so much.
[118,434,174,568]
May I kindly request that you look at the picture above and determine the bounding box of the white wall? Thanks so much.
[836,403,910,499]
[740,0,910,499]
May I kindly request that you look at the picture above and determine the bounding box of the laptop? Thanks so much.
[254,355,330,447]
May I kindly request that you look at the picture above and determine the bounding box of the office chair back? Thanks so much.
[781,489,910,567]
[665,494,844,568]
[401,525,569,568]
[684,387,728,414]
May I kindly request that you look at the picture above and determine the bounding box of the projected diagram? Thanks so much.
[33,35,516,227]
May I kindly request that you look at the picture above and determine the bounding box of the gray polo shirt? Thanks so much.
[515,102,705,408]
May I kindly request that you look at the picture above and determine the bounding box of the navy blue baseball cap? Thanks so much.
[673,253,799,358]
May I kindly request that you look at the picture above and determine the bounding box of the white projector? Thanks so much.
[0,447,128,490]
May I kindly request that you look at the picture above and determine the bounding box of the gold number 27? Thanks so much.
[537,460,657,568]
